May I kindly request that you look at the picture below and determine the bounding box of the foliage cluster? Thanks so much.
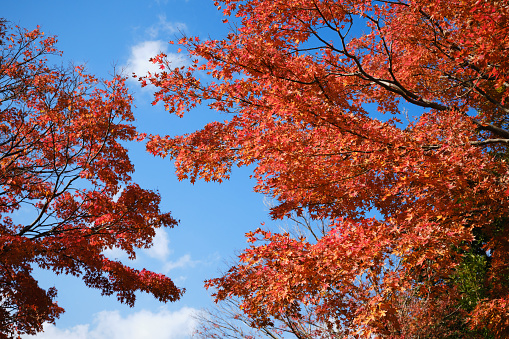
[0,20,182,338]
[140,0,509,337]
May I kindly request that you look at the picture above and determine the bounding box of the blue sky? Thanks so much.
[3,1,279,338]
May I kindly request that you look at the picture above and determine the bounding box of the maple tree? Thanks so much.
[193,296,334,339]
[194,216,490,338]
[193,215,340,339]
[142,0,509,337]
[0,20,182,338]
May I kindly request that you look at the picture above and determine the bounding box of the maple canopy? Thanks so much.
[142,0,509,337]
[0,20,182,338]
[193,216,369,339]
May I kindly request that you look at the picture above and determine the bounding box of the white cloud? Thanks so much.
[24,324,90,339]
[124,40,187,84]
[101,228,170,263]
[123,15,188,91]
[163,254,198,273]
[104,240,164,262]
[102,245,129,261]
[112,187,124,202]
[125,40,166,77]
[146,15,187,39]
[24,307,200,339]
[146,228,171,261]
[102,229,198,274]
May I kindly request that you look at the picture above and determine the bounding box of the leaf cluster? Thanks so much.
[0,20,182,338]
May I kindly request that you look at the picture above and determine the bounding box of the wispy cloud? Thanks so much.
[142,229,199,273]
[146,228,171,261]
[102,228,170,263]
[103,228,199,275]
[102,245,129,261]
[163,254,199,273]
[123,14,188,84]
[24,307,200,339]
[124,40,187,85]
[146,15,186,39]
